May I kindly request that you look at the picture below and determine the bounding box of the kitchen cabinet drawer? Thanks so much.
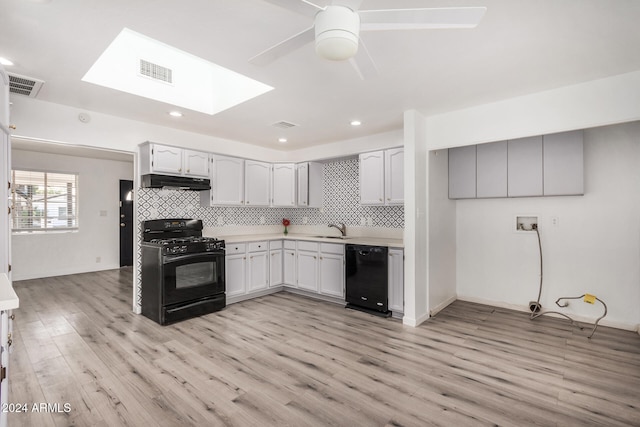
[248,241,268,252]
[320,243,343,255]
[226,243,246,255]
[284,240,296,250]
[297,241,319,252]
[269,240,283,250]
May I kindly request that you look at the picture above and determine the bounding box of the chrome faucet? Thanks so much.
[328,222,346,237]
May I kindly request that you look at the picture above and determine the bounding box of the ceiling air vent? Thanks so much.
[271,121,298,129]
[8,73,44,98]
[139,59,173,84]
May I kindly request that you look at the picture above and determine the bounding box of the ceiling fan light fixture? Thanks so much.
[314,6,360,61]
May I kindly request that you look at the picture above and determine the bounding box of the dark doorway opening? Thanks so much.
[119,180,134,267]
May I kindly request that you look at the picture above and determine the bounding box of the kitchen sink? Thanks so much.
[312,235,352,240]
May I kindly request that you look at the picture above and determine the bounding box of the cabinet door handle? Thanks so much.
[379,198,383,202]
[387,198,391,201]
[187,169,191,173]
[179,168,182,172]
[313,256,317,259]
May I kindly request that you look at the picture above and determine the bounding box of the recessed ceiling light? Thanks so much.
[0,57,14,66]
[350,120,362,126]
[278,138,287,143]
[169,111,183,117]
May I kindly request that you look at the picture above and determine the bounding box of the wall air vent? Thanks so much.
[8,73,44,98]
[271,121,298,129]
[139,59,173,84]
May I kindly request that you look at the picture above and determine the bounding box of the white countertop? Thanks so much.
[207,232,404,248]
[0,273,19,311]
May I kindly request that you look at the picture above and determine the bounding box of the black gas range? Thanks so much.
[141,219,226,325]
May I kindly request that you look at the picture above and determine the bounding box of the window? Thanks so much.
[10,170,78,231]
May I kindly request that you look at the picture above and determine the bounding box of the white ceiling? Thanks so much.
[2,0,639,151]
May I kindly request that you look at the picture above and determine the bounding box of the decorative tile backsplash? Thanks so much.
[134,158,404,309]
[137,158,404,228]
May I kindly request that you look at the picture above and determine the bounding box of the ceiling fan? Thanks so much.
[249,0,487,79]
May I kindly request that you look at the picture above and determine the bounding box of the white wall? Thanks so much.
[402,110,429,326]
[428,149,457,315]
[424,70,640,150]
[455,122,640,330]
[11,149,133,280]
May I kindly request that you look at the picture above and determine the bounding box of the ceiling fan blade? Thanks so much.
[262,0,325,17]
[249,26,316,66]
[348,38,378,80]
[332,0,362,11]
[360,7,487,31]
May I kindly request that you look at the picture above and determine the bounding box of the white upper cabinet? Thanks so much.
[297,162,322,208]
[183,150,209,177]
[543,130,584,196]
[448,145,476,199]
[508,135,543,197]
[245,160,271,206]
[476,141,507,198]
[360,151,385,205]
[449,131,584,199]
[384,148,404,205]
[148,144,183,175]
[211,155,245,205]
[140,143,209,178]
[361,148,404,205]
[272,163,296,207]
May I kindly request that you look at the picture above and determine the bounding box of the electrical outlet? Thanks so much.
[551,216,559,227]
[360,217,366,226]
[303,216,308,224]
[217,216,224,226]
[259,216,265,224]
[96,256,101,263]
[366,217,373,227]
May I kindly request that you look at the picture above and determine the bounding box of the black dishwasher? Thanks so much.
[345,245,390,317]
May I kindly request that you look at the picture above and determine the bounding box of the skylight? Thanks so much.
[82,28,273,115]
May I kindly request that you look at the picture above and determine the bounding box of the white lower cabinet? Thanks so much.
[247,241,268,292]
[318,243,344,298]
[388,248,404,313]
[297,243,319,292]
[225,243,247,297]
[269,240,283,287]
[225,238,383,307]
[283,241,296,287]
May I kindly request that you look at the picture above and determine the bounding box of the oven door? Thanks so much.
[162,252,225,305]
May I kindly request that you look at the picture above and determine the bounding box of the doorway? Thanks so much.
[119,179,134,266]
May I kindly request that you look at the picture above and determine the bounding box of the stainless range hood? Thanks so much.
[141,174,210,191]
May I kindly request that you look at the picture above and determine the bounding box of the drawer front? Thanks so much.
[284,240,296,249]
[320,243,344,255]
[248,241,268,252]
[297,241,319,252]
[269,240,283,250]
[226,243,246,255]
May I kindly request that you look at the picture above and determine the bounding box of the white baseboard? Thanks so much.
[402,310,431,327]
[457,294,639,332]
[430,294,457,317]
[12,264,122,282]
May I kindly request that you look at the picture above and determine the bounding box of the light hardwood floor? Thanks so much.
[8,268,640,426]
